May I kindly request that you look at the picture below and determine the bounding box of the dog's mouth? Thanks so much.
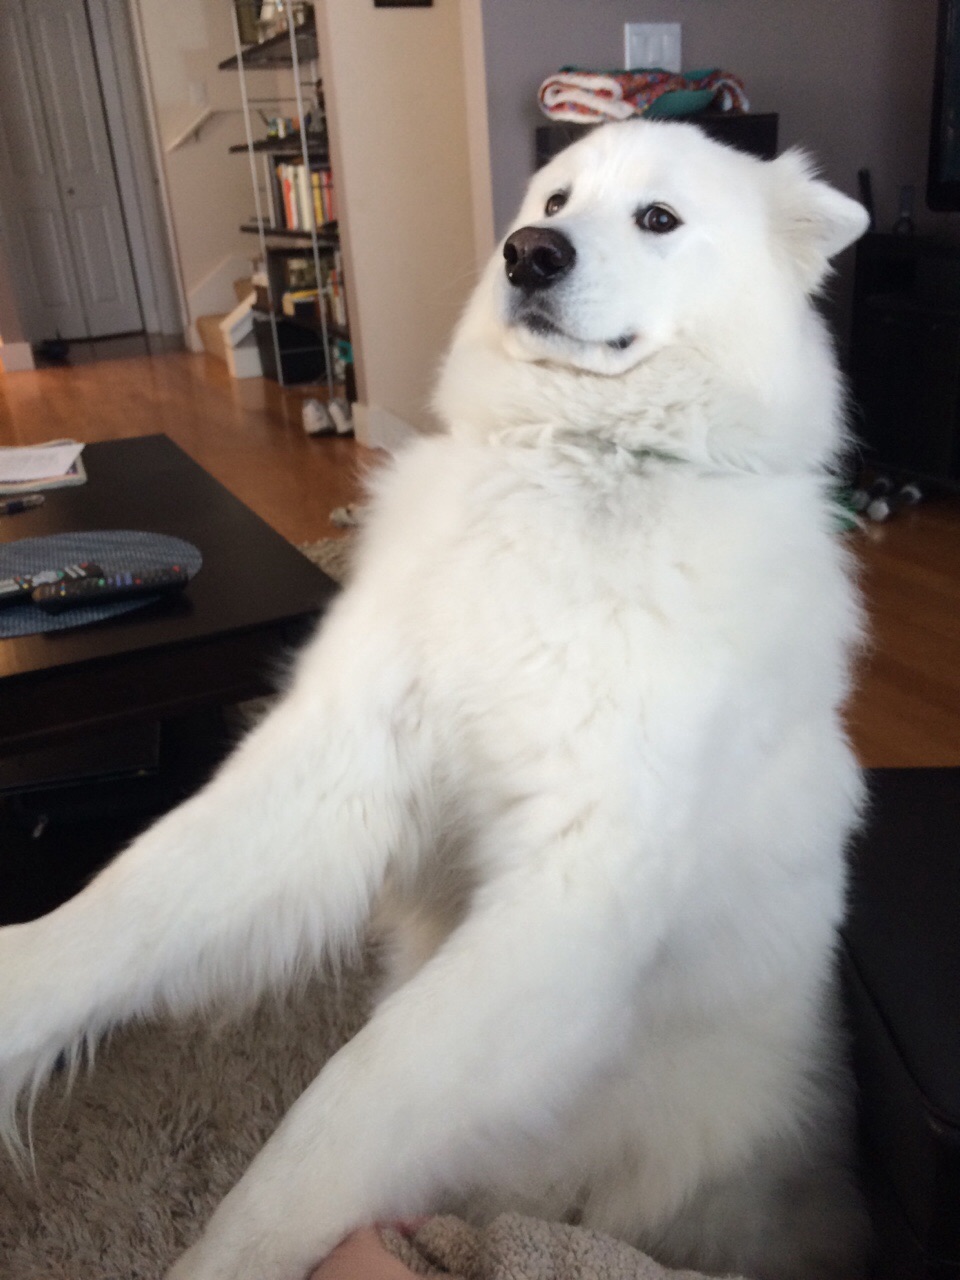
[516,307,636,353]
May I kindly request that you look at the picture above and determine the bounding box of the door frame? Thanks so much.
[86,0,184,336]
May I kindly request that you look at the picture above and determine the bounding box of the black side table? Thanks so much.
[843,768,960,1279]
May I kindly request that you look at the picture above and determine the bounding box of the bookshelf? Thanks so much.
[218,20,318,71]
[239,222,337,244]
[228,139,328,158]
[222,4,350,396]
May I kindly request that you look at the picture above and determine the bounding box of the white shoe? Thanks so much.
[328,399,353,436]
[302,399,335,436]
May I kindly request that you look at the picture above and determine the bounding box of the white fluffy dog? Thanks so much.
[1,121,870,1280]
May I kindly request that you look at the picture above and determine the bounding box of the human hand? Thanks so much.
[308,1227,420,1280]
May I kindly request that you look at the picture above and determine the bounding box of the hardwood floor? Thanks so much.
[0,348,367,545]
[1,349,958,767]
[851,496,960,766]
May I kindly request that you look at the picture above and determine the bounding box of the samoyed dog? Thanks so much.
[1,120,869,1280]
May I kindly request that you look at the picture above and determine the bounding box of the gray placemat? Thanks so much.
[0,531,202,638]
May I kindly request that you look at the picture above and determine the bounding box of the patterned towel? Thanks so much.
[384,1213,748,1280]
[538,68,749,123]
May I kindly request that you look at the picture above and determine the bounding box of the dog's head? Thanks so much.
[495,121,866,377]
[436,121,868,467]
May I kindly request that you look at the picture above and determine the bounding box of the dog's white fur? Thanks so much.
[0,121,870,1280]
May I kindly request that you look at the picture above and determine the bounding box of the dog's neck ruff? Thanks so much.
[595,439,686,468]
[494,423,678,460]
[479,412,837,481]
[489,424,752,479]
[444,338,840,478]
[561,434,688,471]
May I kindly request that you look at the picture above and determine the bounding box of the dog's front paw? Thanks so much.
[164,1219,332,1280]
[165,1243,318,1280]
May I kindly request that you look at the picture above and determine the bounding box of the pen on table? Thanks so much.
[0,493,45,516]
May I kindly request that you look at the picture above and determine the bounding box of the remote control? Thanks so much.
[0,561,103,610]
[31,564,189,613]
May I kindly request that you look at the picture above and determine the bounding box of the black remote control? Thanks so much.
[0,561,103,610]
[31,564,190,613]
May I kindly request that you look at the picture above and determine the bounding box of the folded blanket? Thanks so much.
[384,1213,748,1280]
[538,68,749,123]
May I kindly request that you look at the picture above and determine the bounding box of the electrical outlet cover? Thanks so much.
[624,23,682,73]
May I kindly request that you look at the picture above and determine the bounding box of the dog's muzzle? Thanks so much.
[503,226,575,291]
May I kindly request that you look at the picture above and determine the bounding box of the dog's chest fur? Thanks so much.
[360,430,858,1019]
[358,431,855,744]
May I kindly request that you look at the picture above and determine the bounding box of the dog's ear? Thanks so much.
[768,149,869,292]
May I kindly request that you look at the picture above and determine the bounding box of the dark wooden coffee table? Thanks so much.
[0,434,337,753]
[0,435,339,921]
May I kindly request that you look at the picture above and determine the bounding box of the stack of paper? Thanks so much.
[0,440,86,495]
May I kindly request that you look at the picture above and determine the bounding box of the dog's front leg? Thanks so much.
[167,852,654,1280]
[0,603,431,1149]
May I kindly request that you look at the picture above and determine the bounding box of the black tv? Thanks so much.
[928,0,960,209]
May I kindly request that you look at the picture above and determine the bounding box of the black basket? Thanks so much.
[253,316,327,385]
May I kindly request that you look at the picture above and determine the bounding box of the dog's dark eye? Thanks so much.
[544,190,569,217]
[636,204,682,234]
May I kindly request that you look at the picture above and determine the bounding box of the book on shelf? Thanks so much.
[326,249,347,326]
[261,154,278,228]
[271,249,348,332]
[271,159,337,233]
[311,170,322,227]
[280,164,297,229]
[311,168,336,224]
[282,288,320,320]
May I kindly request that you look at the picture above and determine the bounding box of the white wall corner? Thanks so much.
[459,0,496,268]
[352,403,418,453]
[127,0,190,336]
[0,342,35,373]
[186,253,253,351]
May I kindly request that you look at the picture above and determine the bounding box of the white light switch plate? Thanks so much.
[624,23,682,73]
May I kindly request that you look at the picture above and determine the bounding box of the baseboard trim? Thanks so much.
[0,342,35,373]
[352,403,417,452]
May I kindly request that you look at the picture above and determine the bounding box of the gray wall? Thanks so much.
[481,0,944,241]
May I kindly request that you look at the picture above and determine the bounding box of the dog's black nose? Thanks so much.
[503,226,575,290]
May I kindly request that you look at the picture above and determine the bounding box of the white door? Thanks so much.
[0,0,87,340]
[0,0,142,341]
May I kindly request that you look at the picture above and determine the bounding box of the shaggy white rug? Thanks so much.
[0,972,374,1279]
[0,537,363,1279]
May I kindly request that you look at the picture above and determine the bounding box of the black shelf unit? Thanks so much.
[229,138,328,161]
[240,222,338,245]
[222,7,351,396]
[848,233,960,486]
[238,133,337,242]
[273,313,349,343]
[535,112,780,170]
[218,22,317,71]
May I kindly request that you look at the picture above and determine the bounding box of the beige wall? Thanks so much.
[132,0,261,344]
[318,0,480,438]
[460,0,496,271]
